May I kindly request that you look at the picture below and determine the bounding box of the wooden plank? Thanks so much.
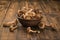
[3,2,18,23]
[38,1,58,40]
[0,28,9,40]
[0,1,11,26]
[3,2,19,40]
[0,1,11,40]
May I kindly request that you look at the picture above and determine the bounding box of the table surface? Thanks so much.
[0,0,60,40]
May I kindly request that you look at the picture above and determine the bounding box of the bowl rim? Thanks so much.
[18,17,41,21]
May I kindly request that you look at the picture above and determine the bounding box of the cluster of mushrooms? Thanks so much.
[18,7,42,20]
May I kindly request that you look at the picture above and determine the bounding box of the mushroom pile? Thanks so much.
[18,8,42,20]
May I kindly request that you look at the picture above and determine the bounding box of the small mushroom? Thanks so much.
[3,19,18,32]
[25,16,32,20]
[27,27,40,33]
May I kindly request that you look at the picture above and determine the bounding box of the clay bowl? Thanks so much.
[17,15,42,27]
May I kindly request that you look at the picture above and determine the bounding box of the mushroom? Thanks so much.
[27,27,40,33]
